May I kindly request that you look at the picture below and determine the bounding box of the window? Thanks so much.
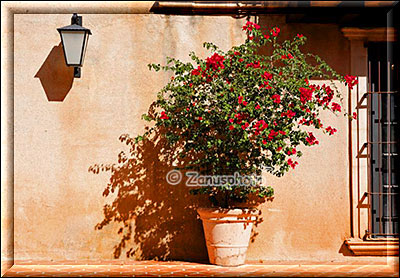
[367,42,398,238]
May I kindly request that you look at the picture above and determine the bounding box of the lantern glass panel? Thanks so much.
[81,33,89,66]
[60,31,85,66]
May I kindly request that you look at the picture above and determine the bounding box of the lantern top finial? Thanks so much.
[57,13,92,35]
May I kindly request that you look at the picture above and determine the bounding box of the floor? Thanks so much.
[2,259,399,277]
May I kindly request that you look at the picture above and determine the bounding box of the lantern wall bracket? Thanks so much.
[72,13,82,78]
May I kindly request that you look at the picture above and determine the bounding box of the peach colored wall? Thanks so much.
[9,11,357,262]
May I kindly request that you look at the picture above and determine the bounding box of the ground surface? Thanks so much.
[1,259,398,277]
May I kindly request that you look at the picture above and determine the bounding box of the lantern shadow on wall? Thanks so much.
[35,43,74,102]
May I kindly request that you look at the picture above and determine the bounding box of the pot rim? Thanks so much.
[197,207,259,219]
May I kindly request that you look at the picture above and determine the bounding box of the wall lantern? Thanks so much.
[57,13,92,78]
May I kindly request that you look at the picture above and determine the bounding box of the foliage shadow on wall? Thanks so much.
[35,43,74,102]
[89,127,212,262]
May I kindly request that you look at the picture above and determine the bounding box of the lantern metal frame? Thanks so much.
[57,13,92,78]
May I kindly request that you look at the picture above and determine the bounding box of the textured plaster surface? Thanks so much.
[4,9,364,264]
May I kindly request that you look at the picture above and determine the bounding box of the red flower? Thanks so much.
[344,75,358,90]
[242,21,260,32]
[352,112,357,120]
[186,108,190,111]
[198,116,203,121]
[160,111,169,120]
[271,27,280,37]
[297,34,304,38]
[281,110,296,118]
[264,34,270,40]
[262,71,273,80]
[229,125,235,130]
[229,118,234,123]
[242,101,248,106]
[278,130,286,135]
[277,147,282,152]
[238,58,244,62]
[268,130,278,140]
[287,148,297,155]
[288,159,298,169]
[206,53,225,71]
[326,126,337,135]
[299,87,313,104]
[260,81,272,90]
[331,102,341,112]
[271,94,281,104]
[306,132,319,145]
[255,104,261,110]
[262,139,267,145]
[287,53,294,59]
[191,66,202,76]
[254,120,267,132]
[238,96,243,104]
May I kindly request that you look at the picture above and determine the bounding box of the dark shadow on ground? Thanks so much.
[35,43,74,102]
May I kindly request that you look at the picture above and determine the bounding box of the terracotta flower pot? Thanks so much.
[197,207,258,266]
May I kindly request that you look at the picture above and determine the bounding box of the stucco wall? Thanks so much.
[11,12,354,262]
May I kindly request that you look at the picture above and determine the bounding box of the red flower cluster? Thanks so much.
[238,96,248,106]
[160,111,169,120]
[253,120,268,135]
[325,126,337,135]
[271,94,281,104]
[299,87,314,104]
[352,112,357,120]
[242,21,260,32]
[287,148,297,155]
[306,132,319,145]
[297,34,304,38]
[191,66,202,76]
[298,118,312,126]
[241,122,250,130]
[281,53,294,60]
[255,104,261,110]
[206,53,225,71]
[230,112,247,125]
[260,81,272,89]
[331,102,341,112]
[344,75,358,90]
[288,158,298,169]
[271,27,280,37]
[262,71,273,80]
[281,110,296,118]
[315,84,334,106]
[268,130,278,140]
[246,61,260,68]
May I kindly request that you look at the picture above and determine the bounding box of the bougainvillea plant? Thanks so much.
[135,21,357,207]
